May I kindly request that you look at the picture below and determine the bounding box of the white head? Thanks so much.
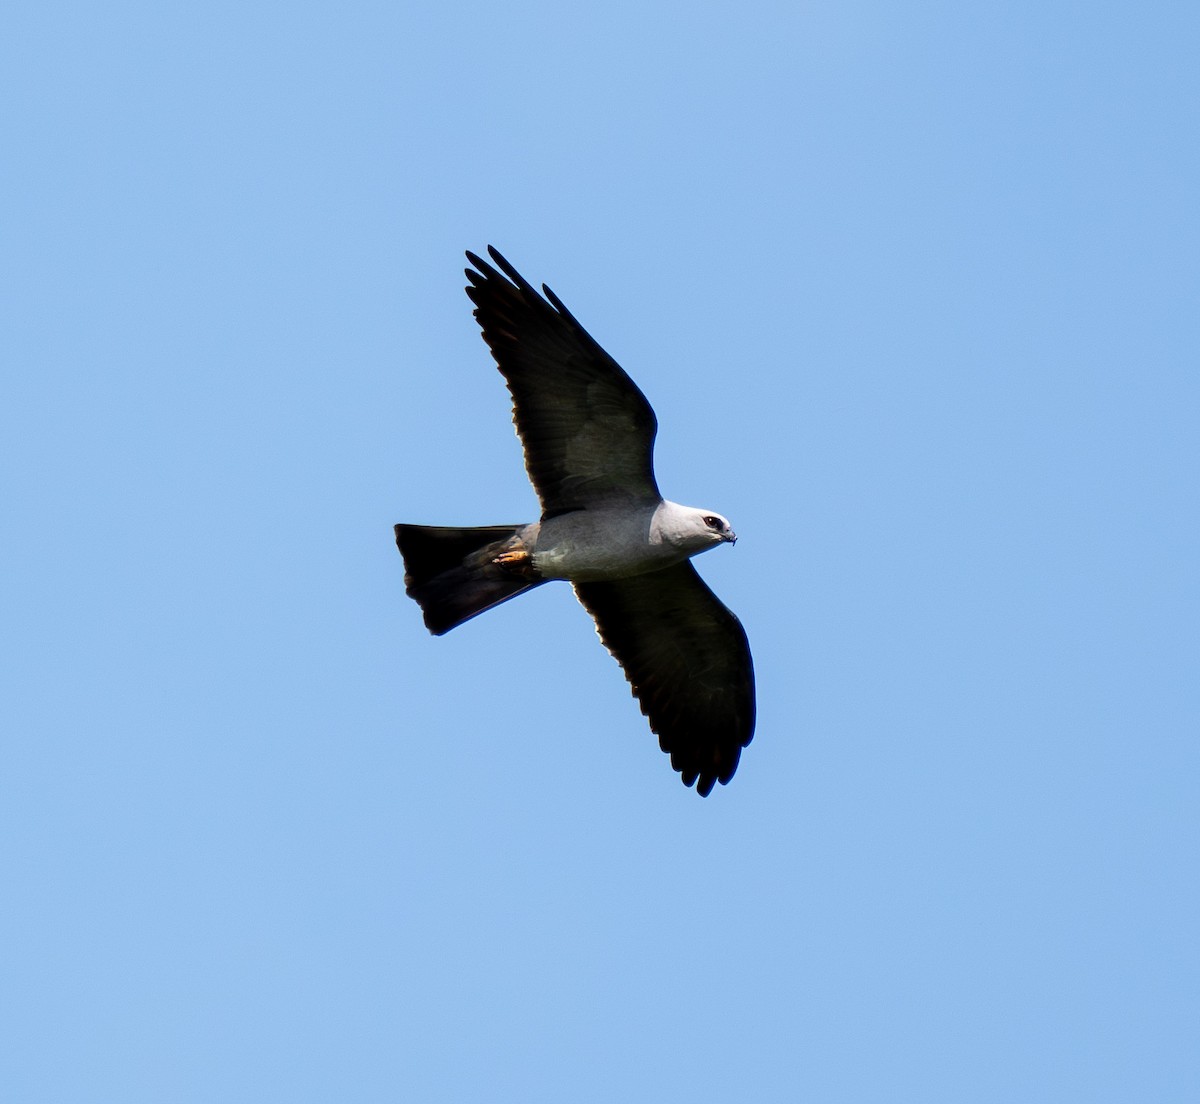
[652,501,738,555]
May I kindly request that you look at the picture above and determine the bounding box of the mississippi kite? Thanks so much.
[395,248,754,795]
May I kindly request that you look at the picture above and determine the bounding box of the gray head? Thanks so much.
[653,501,738,555]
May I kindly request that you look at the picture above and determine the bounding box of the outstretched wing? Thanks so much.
[465,247,661,516]
[573,562,755,796]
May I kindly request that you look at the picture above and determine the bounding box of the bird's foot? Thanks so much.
[492,549,533,576]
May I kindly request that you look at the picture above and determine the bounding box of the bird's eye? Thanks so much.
[703,516,723,530]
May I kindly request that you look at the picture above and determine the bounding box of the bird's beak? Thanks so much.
[727,531,738,545]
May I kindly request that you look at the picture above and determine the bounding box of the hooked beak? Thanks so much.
[726,530,738,545]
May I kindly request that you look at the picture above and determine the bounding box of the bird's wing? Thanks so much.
[573,562,755,796]
[465,247,661,516]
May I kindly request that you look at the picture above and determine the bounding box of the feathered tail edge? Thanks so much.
[394,523,544,635]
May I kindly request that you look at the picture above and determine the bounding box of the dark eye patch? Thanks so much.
[703,516,723,530]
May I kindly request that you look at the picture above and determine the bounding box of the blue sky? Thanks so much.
[3,1,1198,1100]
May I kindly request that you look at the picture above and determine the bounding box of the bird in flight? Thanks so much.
[395,247,755,795]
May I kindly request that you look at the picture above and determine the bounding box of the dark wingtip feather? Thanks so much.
[483,245,539,297]
[486,244,513,273]
[464,249,500,289]
[542,283,581,326]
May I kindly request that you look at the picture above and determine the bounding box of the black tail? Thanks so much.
[394,523,545,635]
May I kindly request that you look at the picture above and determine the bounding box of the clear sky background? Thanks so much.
[3,2,1198,1101]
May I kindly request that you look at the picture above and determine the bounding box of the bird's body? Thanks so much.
[533,500,733,581]
[395,248,755,796]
